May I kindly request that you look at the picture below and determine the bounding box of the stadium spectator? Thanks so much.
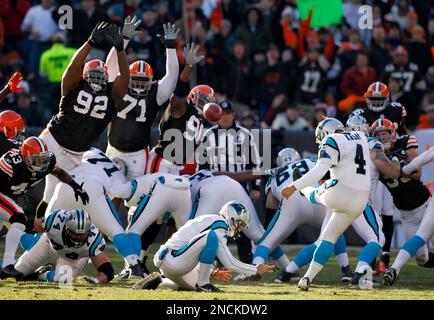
[235,7,272,58]
[407,25,433,74]
[13,91,42,127]
[0,0,30,52]
[20,0,59,78]
[368,26,392,76]
[271,104,309,132]
[390,0,415,30]
[388,77,416,128]
[416,103,434,130]
[68,0,111,49]
[108,0,142,23]
[126,24,157,68]
[340,51,376,98]
[225,40,251,106]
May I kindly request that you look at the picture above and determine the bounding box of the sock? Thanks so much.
[285,261,300,273]
[3,223,25,267]
[391,235,426,273]
[198,230,218,264]
[292,243,317,270]
[382,215,394,253]
[355,261,370,273]
[197,263,213,286]
[112,233,139,266]
[126,233,141,257]
[272,248,291,269]
[334,235,348,267]
[391,249,411,274]
[253,245,270,265]
[358,242,381,271]
[304,261,323,281]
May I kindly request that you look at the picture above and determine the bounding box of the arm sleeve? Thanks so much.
[106,39,130,83]
[216,236,257,276]
[107,181,133,199]
[292,161,331,190]
[402,146,434,175]
[156,48,179,106]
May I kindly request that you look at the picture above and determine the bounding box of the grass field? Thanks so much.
[0,244,433,300]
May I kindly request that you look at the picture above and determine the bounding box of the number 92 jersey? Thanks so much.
[318,132,371,192]
[48,79,116,153]
[108,84,160,152]
[42,210,105,260]
[266,158,317,202]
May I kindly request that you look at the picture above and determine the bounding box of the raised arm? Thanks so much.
[51,167,89,205]
[0,72,23,103]
[156,23,180,106]
[402,146,434,175]
[62,22,109,96]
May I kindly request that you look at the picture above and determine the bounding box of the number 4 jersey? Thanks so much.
[318,131,371,192]
[0,149,56,198]
[48,79,116,152]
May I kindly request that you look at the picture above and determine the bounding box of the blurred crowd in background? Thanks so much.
[0,0,433,134]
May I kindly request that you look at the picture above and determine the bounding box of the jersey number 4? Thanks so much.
[74,90,108,119]
[117,95,147,122]
[354,144,366,175]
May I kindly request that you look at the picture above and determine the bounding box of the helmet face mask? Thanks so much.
[130,76,152,95]
[129,60,153,96]
[370,119,396,151]
[219,201,250,239]
[64,209,91,248]
[364,82,390,112]
[87,69,108,92]
[25,152,51,172]
[366,96,388,112]
[188,85,215,115]
[21,137,51,172]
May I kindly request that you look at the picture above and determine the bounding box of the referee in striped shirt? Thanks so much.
[197,100,261,263]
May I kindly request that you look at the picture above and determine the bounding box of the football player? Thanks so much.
[0,110,24,155]
[132,201,274,292]
[252,149,351,283]
[381,147,434,284]
[281,118,371,291]
[366,119,433,285]
[44,148,144,278]
[37,19,132,218]
[106,20,180,180]
[16,209,114,284]
[0,72,24,103]
[0,137,88,278]
[350,82,403,271]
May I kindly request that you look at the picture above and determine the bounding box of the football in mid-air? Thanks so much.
[203,103,222,122]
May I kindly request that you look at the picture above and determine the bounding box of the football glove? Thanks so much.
[122,16,142,40]
[88,21,110,47]
[6,72,24,93]
[183,42,204,67]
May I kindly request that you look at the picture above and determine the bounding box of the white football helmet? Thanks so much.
[219,201,249,239]
[315,118,345,143]
[346,115,369,136]
[276,148,301,167]
[64,209,91,248]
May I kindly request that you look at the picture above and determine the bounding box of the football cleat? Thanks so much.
[2,264,24,280]
[341,265,353,283]
[114,267,131,280]
[132,272,162,290]
[297,277,311,291]
[141,256,150,276]
[195,283,222,292]
[233,273,261,281]
[129,264,145,279]
[382,268,398,286]
[378,253,390,274]
[274,269,300,283]
[350,271,381,288]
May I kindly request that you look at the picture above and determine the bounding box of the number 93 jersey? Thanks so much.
[318,131,371,192]
[266,158,317,202]
[70,148,126,190]
[42,210,105,260]
[48,79,116,152]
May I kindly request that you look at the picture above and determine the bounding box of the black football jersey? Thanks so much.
[297,63,326,104]
[108,82,161,152]
[0,134,20,156]
[48,79,116,152]
[153,104,204,165]
[350,101,407,136]
[379,135,431,211]
[0,149,56,198]
[381,62,423,93]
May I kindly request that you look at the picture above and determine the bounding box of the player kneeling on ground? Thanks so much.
[132,201,274,292]
[15,209,113,284]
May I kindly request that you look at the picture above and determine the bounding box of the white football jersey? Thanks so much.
[318,131,371,191]
[164,214,229,250]
[266,158,317,202]
[125,173,190,208]
[42,210,105,260]
[367,137,383,201]
[188,169,214,201]
[70,148,126,190]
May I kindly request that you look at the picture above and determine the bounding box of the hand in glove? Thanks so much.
[183,42,204,67]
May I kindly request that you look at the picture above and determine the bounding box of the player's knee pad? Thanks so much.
[313,240,334,266]
[97,262,114,282]
[9,212,26,225]
[403,235,425,257]
[198,230,219,264]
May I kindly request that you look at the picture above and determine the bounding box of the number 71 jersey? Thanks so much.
[318,132,371,192]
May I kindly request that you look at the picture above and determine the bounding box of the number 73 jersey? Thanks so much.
[318,131,371,192]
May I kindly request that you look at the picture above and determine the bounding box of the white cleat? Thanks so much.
[297,277,311,292]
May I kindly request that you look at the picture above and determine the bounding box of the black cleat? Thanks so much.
[274,269,300,283]
[141,256,150,276]
[195,283,222,292]
[341,265,353,283]
[383,268,398,286]
[2,264,24,280]
[422,252,434,268]
[132,272,162,290]
[114,267,130,280]
[351,270,380,287]
[129,264,144,279]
